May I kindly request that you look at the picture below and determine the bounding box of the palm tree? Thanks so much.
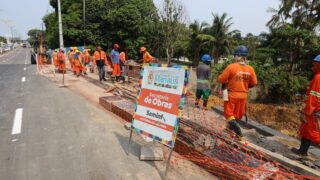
[189,20,215,66]
[204,13,236,63]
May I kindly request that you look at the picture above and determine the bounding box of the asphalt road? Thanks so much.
[0,48,165,180]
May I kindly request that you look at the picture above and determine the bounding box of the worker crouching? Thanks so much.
[218,46,258,140]
[292,55,320,156]
[195,55,212,110]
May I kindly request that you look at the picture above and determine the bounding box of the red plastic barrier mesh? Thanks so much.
[169,96,320,180]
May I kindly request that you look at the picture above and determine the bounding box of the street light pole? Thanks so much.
[57,0,64,49]
[83,0,86,47]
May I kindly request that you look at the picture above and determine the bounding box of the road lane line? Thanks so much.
[11,108,23,135]
[24,67,26,71]
[22,77,26,82]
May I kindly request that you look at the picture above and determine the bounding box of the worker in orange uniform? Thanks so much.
[73,50,87,77]
[93,46,107,81]
[292,55,320,156]
[58,49,66,73]
[140,47,153,63]
[69,47,76,74]
[119,49,126,83]
[110,44,121,83]
[218,45,258,139]
[83,49,91,73]
[52,49,59,67]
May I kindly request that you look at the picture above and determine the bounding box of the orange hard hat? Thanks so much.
[140,47,146,52]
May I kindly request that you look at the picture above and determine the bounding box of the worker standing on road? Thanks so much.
[73,50,87,77]
[93,46,107,81]
[58,49,66,73]
[140,47,153,63]
[110,44,121,83]
[119,49,126,83]
[218,45,258,140]
[292,55,320,156]
[69,47,76,74]
[83,49,91,73]
[195,55,212,110]
[52,49,59,67]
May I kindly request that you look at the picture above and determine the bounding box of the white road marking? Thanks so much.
[24,67,26,71]
[11,108,23,135]
[21,77,26,82]
[12,139,18,142]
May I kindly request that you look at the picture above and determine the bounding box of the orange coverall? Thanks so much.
[52,52,59,66]
[58,52,66,71]
[142,51,153,63]
[218,63,258,120]
[84,51,90,64]
[300,72,320,144]
[73,56,86,76]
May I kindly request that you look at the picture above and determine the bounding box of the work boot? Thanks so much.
[203,100,208,110]
[291,139,311,157]
[84,72,87,75]
[111,76,115,83]
[228,119,242,138]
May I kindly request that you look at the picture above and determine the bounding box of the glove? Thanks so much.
[299,110,307,123]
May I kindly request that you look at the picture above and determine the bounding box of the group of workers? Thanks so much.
[196,45,319,157]
[52,45,154,82]
[52,43,319,157]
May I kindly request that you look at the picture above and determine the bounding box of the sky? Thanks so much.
[0,0,280,40]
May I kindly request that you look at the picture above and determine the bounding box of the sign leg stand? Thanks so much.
[164,148,174,179]
[126,129,133,155]
[59,68,68,87]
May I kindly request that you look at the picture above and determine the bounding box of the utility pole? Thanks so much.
[83,0,86,47]
[57,0,64,49]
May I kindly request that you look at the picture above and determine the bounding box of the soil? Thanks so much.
[205,95,302,138]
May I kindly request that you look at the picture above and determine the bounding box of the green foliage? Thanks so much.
[27,29,44,47]
[0,36,6,43]
[44,0,158,58]
[250,61,309,103]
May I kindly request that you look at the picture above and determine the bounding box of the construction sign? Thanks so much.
[132,64,189,148]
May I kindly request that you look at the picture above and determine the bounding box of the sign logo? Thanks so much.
[148,72,154,85]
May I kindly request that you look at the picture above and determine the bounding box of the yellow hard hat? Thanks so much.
[75,50,80,53]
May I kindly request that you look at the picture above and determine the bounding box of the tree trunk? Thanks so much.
[166,47,171,64]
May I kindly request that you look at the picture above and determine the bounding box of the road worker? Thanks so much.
[218,45,258,140]
[73,50,87,77]
[119,49,126,82]
[52,49,59,67]
[292,55,320,156]
[195,55,212,110]
[140,47,153,63]
[93,46,107,81]
[84,49,90,65]
[69,47,76,73]
[110,44,121,83]
[58,49,66,73]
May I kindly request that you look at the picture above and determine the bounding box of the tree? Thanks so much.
[158,0,187,63]
[203,13,237,63]
[0,36,6,43]
[27,29,43,48]
[44,0,158,58]
[243,33,260,60]
[188,20,215,66]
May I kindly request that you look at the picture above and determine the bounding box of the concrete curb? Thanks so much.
[212,106,320,160]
